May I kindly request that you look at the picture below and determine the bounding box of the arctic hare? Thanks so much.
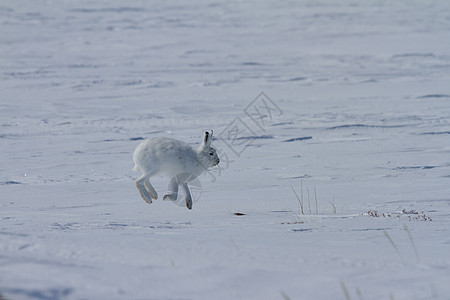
[133,131,219,209]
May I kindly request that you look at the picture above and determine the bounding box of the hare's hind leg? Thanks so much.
[144,178,158,200]
[181,183,193,210]
[136,175,158,204]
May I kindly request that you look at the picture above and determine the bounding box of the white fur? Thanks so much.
[133,131,219,209]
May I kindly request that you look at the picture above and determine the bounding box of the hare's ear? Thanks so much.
[202,130,212,149]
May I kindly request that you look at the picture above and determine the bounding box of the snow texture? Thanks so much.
[1,0,450,299]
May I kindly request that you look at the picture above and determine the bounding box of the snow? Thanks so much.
[1,0,450,299]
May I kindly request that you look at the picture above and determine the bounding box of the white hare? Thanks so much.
[133,131,219,209]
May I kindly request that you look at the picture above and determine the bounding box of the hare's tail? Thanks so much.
[133,164,140,172]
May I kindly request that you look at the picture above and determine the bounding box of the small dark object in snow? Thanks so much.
[234,212,246,216]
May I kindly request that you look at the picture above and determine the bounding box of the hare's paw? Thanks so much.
[181,183,193,210]
[136,181,153,204]
[144,180,158,200]
[164,176,179,202]
[163,192,177,202]
[185,196,192,210]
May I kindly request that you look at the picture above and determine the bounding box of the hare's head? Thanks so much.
[197,130,220,169]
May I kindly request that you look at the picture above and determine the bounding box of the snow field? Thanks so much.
[1,0,450,299]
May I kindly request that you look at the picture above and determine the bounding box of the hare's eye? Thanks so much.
[209,152,214,156]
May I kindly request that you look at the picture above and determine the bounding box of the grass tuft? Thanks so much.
[329,198,337,214]
[314,187,318,214]
[364,209,431,221]
[383,230,404,263]
[340,281,352,300]
[280,290,291,300]
[307,186,311,214]
[403,224,420,261]
[290,186,303,215]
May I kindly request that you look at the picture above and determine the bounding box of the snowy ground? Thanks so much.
[1,1,450,299]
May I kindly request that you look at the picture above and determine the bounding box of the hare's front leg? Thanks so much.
[136,175,158,204]
[163,176,179,202]
[181,183,193,210]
